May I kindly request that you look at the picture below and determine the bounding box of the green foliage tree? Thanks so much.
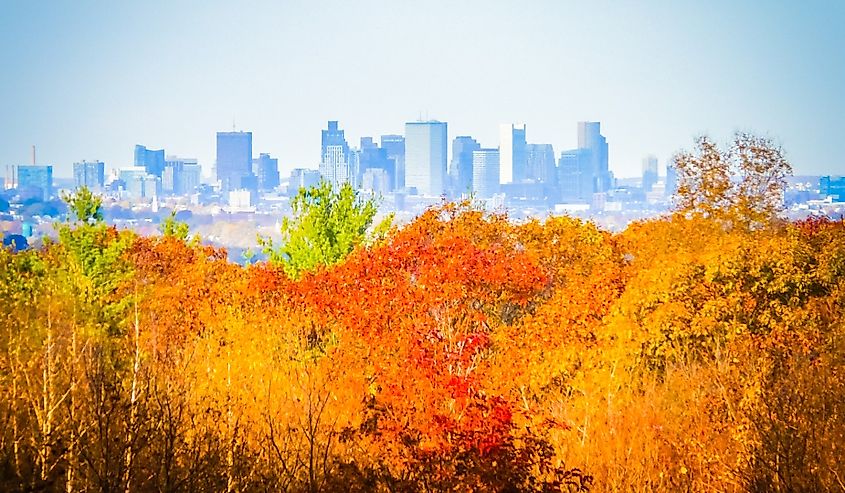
[159,210,191,240]
[672,132,792,228]
[260,180,391,278]
[63,186,103,224]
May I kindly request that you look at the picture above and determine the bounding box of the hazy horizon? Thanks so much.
[2,0,843,179]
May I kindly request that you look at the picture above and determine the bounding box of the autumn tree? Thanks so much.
[672,133,792,227]
[260,180,391,278]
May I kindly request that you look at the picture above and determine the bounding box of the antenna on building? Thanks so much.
[31,145,36,165]
[233,118,236,132]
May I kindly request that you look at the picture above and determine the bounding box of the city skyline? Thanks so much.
[1,1,843,179]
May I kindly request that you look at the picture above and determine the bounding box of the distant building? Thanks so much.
[450,136,480,197]
[381,135,405,190]
[642,155,658,192]
[525,144,556,184]
[289,168,321,194]
[666,162,678,197]
[12,165,53,200]
[472,149,500,199]
[577,122,611,193]
[405,120,447,196]
[73,160,105,191]
[558,149,592,202]
[320,121,351,187]
[820,176,845,201]
[119,167,159,199]
[253,153,280,191]
[362,168,391,195]
[358,137,394,191]
[499,123,527,184]
[134,145,165,177]
[163,156,201,195]
[216,131,254,192]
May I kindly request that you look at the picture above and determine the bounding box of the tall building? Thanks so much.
[499,123,527,184]
[119,167,157,199]
[358,137,394,191]
[163,156,201,195]
[450,136,480,196]
[525,144,556,184]
[472,149,500,199]
[642,155,658,192]
[320,121,351,187]
[405,120,447,196]
[12,165,53,200]
[381,135,405,190]
[666,162,678,197]
[253,153,280,191]
[558,149,593,202]
[216,131,254,192]
[577,122,611,193]
[73,160,105,191]
[134,145,165,177]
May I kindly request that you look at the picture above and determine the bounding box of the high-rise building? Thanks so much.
[358,137,394,191]
[577,122,611,193]
[134,145,165,177]
[162,156,200,196]
[642,155,658,192]
[525,144,556,184]
[405,120,447,196]
[499,123,527,184]
[119,167,156,199]
[253,153,280,191]
[381,134,405,190]
[472,149,500,199]
[12,165,53,200]
[558,149,593,202]
[666,162,678,197]
[320,121,351,187]
[450,136,480,196]
[216,131,254,192]
[73,160,105,191]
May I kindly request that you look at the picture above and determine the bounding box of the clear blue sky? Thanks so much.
[1,0,842,178]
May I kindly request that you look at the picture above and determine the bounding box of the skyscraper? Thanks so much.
[381,135,406,190]
[162,156,201,195]
[73,160,105,191]
[216,131,254,191]
[450,136,481,196]
[358,137,394,191]
[642,155,658,192]
[13,165,53,200]
[499,123,527,184]
[405,120,447,196]
[134,145,165,177]
[525,144,556,184]
[558,149,593,202]
[472,149,500,199]
[253,153,280,191]
[666,162,678,198]
[577,122,611,193]
[320,121,351,187]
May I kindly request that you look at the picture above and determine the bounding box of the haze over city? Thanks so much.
[2,0,843,178]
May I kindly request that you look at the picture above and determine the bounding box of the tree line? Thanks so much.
[1,135,844,492]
